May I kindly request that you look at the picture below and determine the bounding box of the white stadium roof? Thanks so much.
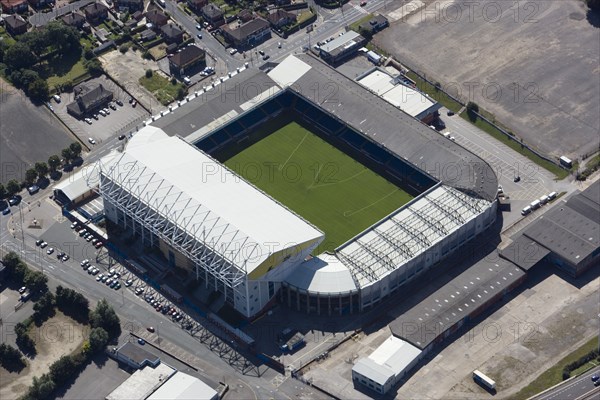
[102,127,323,275]
[357,69,437,118]
[54,151,118,202]
[285,253,357,294]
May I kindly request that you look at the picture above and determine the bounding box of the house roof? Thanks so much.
[0,0,27,9]
[223,17,269,42]
[84,2,108,14]
[201,3,223,18]
[161,24,183,38]
[170,45,205,68]
[60,12,85,26]
[145,9,169,25]
[67,83,113,114]
[4,14,27,29]
[267,9,294,24]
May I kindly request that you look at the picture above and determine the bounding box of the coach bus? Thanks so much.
[473,370,496,390]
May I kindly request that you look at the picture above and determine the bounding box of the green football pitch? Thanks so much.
[224,122,413,253]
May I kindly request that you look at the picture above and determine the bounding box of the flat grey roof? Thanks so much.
[292,54,497,201]
[523,201,599,266]
[389,254,525,349]
[151,69,279,139]
[117,342,159,365]
[581,180,600,206]
[499,235,550,270]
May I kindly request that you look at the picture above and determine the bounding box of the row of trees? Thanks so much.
[23,300,117,400]
[2,252,48,294]
[15,321,37,356]
[0,142,82,199]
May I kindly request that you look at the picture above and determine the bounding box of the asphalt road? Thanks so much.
[531,366,600,400]
[1,201,325,400]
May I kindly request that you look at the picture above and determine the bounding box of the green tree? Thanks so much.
[45,21,81,54]
[90,299,121,339]
[28,78,50,103]
[0,183,5,199]
[55,286,90,322]
[466,101,479,122]
[119,44,129,54]
[69,142,82,158]
[4,42,36,69]
[15,322,36,355]
[25,168,38,185]
[84,58,103,76]
[88,327,109,353]
[48,155,61,172]
[28,374,56,400]
[24,270,48,293]
[34,162,49,178]
[6,179,21,196]
[49,355,75,385]
[33,291,55,323]
[176,86,186,101]
[2,251,20,271]
[61,147,74,162]
[587,0,600,11]
[0,343,26,371]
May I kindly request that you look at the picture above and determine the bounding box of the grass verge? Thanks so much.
[507,336,599,400]
[405,70,462,113]
[459,112,569,179]
[139,73,185,106]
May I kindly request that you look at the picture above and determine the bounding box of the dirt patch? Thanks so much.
[100,49,166,113]
[0,312,88,399]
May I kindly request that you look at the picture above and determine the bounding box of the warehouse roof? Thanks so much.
[103,127,323,275]
[146,371,217,400]
[499,235,550,271]
[106,363,175,400]
[352,336,422,386]
[389,255,525,349]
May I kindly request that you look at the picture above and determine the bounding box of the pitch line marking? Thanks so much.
[343,188,400,217]
[279,131,309,172]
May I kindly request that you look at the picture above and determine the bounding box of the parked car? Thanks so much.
[18,286,27,294]
[118,135,126,141]
[262,54,270,61]
[99,109,107,116]
[8,195,21,206]
[36,239,44,246]
[28,185,40,195]
[258,50,265,56]
[147,326,155,333]
[109,103,117,110]
[92,114,99,120]
[229,48,237,55]
[62,254,69,261]
[96,274,104,281]
[138,338,145,345]
[514,176,521,182]
[53,94,61,103]
[40,241,48,248]
[47,247,54,255]
[360,1,367,6]
[125,279,133,287]
[88,138,96,145]
[197,33,202,39]
[116,99,124,106]
[131,100,137,108]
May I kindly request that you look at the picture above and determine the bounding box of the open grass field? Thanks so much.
[139,73,185,106]
[224,122,413,252]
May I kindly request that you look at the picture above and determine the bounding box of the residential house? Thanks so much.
[60,12,86,29]
[114,0,143,12]
[169,44,205,76]
[131,10,143,21]
[0,0,28,13]
[266,9,295,29]
[222,17,270,48]
[28,0,52,9]
[201,3,224,26]
[145,9,169,29]
[187,0,207,13]
[67,83,114,118]
[4,14,28,36]
[161,23,183,44]
[83,2,109,24]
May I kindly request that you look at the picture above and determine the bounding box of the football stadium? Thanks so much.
[97,54,498,319]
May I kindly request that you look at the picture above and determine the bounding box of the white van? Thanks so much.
[539,195,549,205]
[183,76,191,85]
[521,206,532,215]
[548,191,557,200]
[530,199,541,210]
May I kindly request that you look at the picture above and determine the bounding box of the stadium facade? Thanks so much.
[98,54,498,318]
